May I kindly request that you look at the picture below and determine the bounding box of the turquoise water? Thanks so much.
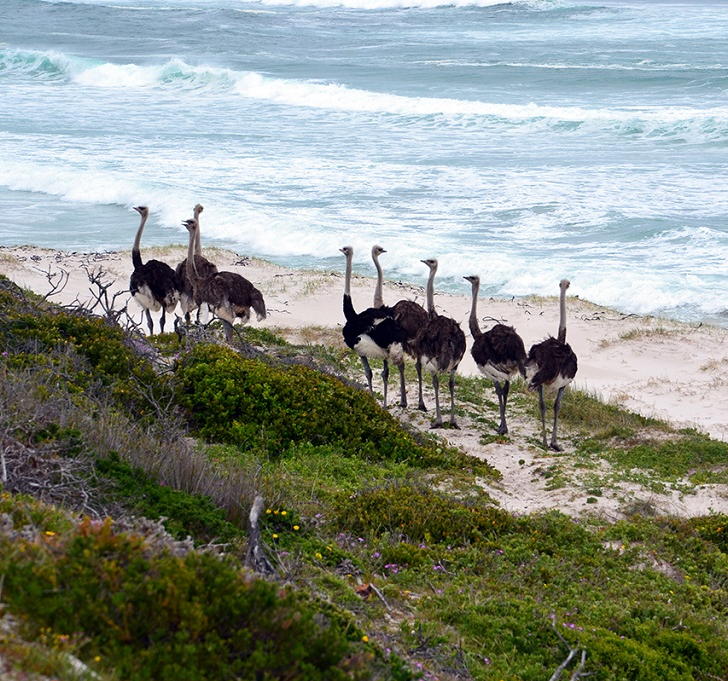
[1,0,727,325]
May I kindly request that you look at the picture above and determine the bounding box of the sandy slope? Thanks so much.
[3,244,728,519]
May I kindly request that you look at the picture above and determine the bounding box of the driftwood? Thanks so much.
[245,495,277,577]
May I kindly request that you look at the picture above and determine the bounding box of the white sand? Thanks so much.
[3,244,728,520]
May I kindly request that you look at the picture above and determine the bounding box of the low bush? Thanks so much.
[0,495,412,681]
[174,343,493,473]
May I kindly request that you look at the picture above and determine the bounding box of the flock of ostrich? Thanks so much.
[129,205,578,451]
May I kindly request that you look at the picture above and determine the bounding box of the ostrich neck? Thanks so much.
[372,253,384,308]
[132,213,147,254]
[468,281,482,338]
[185,226,201,288]
[343,252,353,298]
[425,266,436,315]
[557,287,567,343]
[193,207,202,256]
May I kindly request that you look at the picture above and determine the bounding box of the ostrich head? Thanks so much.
[133,206,149,218]
[421,258,438,272]
[560,279,571,292]
[463,275,480,286]
[372,245,386,258]
[339,246,353,258]
[182,218,198,234]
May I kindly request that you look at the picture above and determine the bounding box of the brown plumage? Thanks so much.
[175,203,218,325]
[371,245,429,409]
[129,205,179,335]
[525,279,578,451]
[412,258,466,428]
[182,217,266,342]
[464,275,526,435]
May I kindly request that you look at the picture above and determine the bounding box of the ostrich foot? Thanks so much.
[497,424,508,435]
[550,442,563,452]
[429,420,443,429]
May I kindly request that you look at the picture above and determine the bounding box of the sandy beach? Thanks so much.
[2,244,728,520]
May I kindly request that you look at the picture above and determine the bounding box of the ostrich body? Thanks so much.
[340,246,404,408]
[371,245,429,410]
[175,204,218,325]
[413,258,466,428]
[183,218,266,342]
[525,279,578,451]
[464,275,526,435]
[129,205,179,335]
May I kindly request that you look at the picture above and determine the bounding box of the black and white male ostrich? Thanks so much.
[340,245,404,408]
[129,205,179,335]
[371,245,429,410]
[464,275,526,435]
[182,217,266,342]
[175,203,218,325]
[525,279,578,451]
[413,258,466,428]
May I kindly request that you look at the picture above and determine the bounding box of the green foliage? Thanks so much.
[0,496,409,681]
[0,279,168,419]
[174,343,491,473]
[335,482,515,545]
[95,453,241,545]
[608,433,728,479]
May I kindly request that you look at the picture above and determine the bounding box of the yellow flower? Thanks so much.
[293,525,299,531]
[281,511,287,516]
[315,552,322,559]
[45,531,56,537]
[273,534,278,539]
[94,656,101,663]
[362,635,369,643]
[266,509,272,514]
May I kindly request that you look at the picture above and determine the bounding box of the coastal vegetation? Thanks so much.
[1,274,727,680]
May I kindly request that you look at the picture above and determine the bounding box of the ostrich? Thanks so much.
[129,205,179,335]
[371,245,429,410]
[182,217,266,342]
[340,245,404,408]
[413,258,466,428]
[525,279,578,451]
[175,203,218,325]
[464,275,527,435]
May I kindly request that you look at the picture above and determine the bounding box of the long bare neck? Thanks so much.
[557,285,568,343]
[425,266,437,315]
[193,205,203,256]
[372,251,384,308]
[343,252,353,298]
[342,250,356,321]
[468,280,482,338]
[185,225,200,288]
[131,212,147,269]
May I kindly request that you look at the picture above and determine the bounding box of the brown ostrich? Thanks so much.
[412,258,466,428]
[464,274,526,435]
[525,279,578,451]
[182,217,266,342]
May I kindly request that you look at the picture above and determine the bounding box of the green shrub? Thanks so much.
[0,496,411,681]
[335,482,514,546]
[95,453,241,545]
[173,343,490,473]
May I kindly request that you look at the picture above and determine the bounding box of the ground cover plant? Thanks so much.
[1,275,727,680]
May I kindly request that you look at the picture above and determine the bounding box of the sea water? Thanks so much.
[1,0,727,326]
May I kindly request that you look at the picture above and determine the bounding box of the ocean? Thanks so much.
[2,0,727,326]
